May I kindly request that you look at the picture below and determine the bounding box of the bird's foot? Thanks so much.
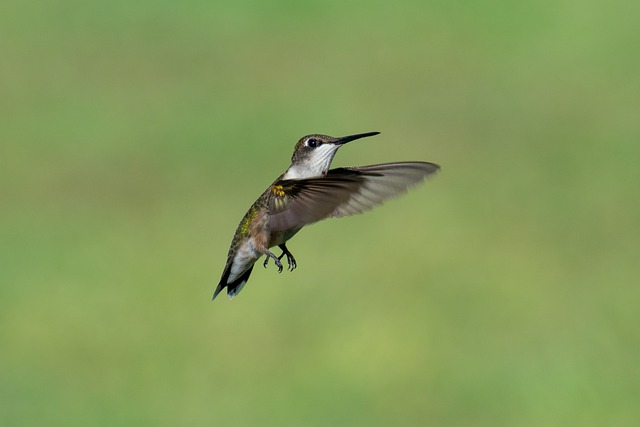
[278,244,297,271]
[263,251,283,273]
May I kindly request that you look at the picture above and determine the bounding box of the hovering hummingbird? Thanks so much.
[213,132,439,300]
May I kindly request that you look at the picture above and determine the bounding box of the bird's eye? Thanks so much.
[306,138,318,148]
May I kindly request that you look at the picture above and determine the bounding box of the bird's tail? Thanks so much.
[212,264,255,300]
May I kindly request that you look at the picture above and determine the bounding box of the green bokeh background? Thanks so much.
[2,1,639,426]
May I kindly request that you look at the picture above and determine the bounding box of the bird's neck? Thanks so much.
[282,163,327,180]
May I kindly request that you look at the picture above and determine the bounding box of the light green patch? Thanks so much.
[238,206,258,236]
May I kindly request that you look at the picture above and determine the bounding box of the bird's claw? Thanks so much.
[264,254,284,272]
[278,250,297,271]
[287,255,297,271]
[265,248,295,273]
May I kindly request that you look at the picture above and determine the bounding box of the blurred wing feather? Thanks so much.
[267,177,362,231]
[267,162,439,231]
[329,162,439,217]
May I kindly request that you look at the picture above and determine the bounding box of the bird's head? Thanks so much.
[284,132,380,180]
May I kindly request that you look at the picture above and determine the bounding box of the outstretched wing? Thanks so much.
[267,161,439,232]
[267,176,361,232]
[329,162,439,217]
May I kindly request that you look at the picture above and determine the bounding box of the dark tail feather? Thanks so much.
[212,265,255,301]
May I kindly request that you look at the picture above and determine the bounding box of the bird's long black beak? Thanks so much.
[334,131,380,145]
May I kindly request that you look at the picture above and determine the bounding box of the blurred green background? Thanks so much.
[1,0,639,426]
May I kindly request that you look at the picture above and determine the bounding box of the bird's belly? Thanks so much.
[268,227,302,248]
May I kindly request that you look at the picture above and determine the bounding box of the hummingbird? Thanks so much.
[213,132,439,300]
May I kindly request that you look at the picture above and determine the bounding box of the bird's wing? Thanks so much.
[267,176,362,231]
[267,161,439,231]
[329,162,439,217]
